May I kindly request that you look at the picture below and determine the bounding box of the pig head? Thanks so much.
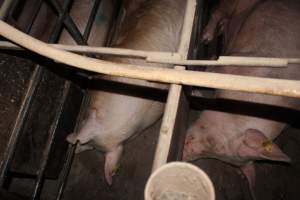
[183,0,300,191]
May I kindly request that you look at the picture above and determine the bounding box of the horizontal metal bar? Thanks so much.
[1,20,300,98]
[1,41,299,67]
[0,41,180,59]
[147,55,298,67]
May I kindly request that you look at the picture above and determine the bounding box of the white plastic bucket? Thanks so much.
[145,162,215,200]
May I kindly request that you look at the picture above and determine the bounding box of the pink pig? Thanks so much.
[183,0,300,193]
[66,0,186,185]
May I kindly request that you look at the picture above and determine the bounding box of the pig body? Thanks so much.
[183,0,300,189]
[201,0,262,44]
[66,0,186,184]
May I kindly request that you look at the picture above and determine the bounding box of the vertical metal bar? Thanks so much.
[0,0,67,189]
[54,94,90,200]
[47,0,86,44]
[0,0,15,20]
[55,0,106,197]
[54,144,76,200]
[105,0,122,46]
[83,0,102,41]
[31,82,71,200]
[24,0,43,34]
[152,0,197,172]
[0,67,43,186]
[48,0,73,43]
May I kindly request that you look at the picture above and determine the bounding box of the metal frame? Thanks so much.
[0,0,299,199]
[0,0,114,199]
[0,41,299,67]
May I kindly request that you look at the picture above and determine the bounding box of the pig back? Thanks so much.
[89,0,186,148]
[114,0,186,52]
[208,0,300,109]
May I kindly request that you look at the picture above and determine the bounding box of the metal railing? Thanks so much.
[0,0,299,199]
[0,0,120,199]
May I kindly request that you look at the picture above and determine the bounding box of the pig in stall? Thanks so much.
[66,0,186,185]
[183,0,300,195]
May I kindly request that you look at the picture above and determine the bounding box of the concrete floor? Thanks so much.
[52,114,300,200]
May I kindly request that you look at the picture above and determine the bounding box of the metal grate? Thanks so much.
[0,0,121,199]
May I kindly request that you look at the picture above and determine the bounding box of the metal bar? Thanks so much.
[48,0,86,44]
[48,0,73,43]
[83,0,102,41]
[152,0,197,171]
[2,21,300,98]
[24,0,43,34]
[54,92,90,200]
[1,41,299,67]
[55,143,76,200]
[105,0,123,46]
[0,0,68,191]
[0,41,179,60]
[31,81,71,200]
[147,55,292,67]
[0,0,15,20]
[0,67,43,186]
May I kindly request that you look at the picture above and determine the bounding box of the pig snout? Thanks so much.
[67,109,101,145]
[182,134,199,161]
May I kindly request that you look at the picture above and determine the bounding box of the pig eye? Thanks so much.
[199,125,206,129]
[187,135,195,141]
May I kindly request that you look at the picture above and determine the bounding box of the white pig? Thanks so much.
[183,0,300,191]
[66,0,186,185]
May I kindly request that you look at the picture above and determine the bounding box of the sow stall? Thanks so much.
[0,0,299,199]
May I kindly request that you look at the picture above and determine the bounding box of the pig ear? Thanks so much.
[238,129,291,162]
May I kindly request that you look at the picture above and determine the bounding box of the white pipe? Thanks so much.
[1,41,299,67]
[0,20,300,98]
[151,0,197,171]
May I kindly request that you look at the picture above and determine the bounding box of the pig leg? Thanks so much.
[104,145,123,185]
[201,8,227,43]
[66,133,94,153]
[75,144,94,153]
[240,163,257,200]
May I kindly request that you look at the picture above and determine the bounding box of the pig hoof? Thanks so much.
[104,146,123,185]
[66,133,78,144]
[201,29,214,44]
[75,144,94,154]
